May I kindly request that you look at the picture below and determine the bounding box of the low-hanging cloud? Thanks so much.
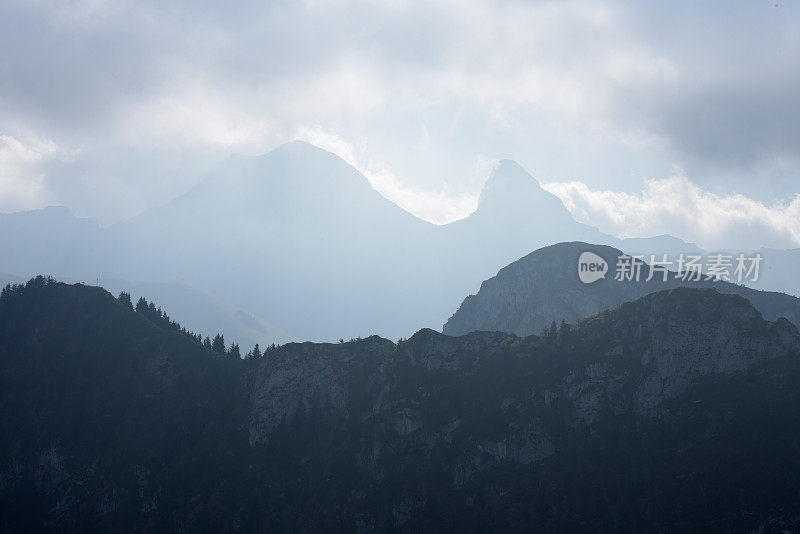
[0,134,76,212]
[542,173,800,251]
[296,125,480,225]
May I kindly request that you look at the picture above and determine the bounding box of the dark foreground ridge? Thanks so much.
[2,279,800,532]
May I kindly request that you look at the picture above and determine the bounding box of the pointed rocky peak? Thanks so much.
[473,160,574,223]
[478,160,541,204]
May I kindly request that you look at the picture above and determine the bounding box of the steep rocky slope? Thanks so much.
[443,241,800,336]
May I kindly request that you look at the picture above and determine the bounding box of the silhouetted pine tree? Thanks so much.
[547,321,558,338]
[26,275,55,289]
[212,334,226,354]
[558,319,570,337]
[228,343,241,359]
[0,283,20,301]
[118,291,133,310]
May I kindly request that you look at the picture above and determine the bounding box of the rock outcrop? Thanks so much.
[443,241,800,336]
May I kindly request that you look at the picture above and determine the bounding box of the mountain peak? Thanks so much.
[259,140,350,172]
[271,139,326,156]
[478,159,542,205]
[443,240,800,337]
[472,159,576,226]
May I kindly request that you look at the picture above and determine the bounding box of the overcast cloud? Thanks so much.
[0,0,798,248]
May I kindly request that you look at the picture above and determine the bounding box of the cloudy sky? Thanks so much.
[1,0,799,249]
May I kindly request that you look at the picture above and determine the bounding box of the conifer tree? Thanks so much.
[118,291,134,310]
[212,333,226,354]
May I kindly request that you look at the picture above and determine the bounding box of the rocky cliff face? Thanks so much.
[443,241,800,337]
[249,288,798,440]
[553,288,799,417]
[248,335,394,444]
[3,280,800,532]
[243,288,800,531]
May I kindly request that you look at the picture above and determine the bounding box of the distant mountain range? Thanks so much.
[3,278,800,531]
[444,242,800,337]
[1,141,798,344]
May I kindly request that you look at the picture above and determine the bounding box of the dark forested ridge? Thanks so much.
[0,277,250,532]
[2,278,800,532]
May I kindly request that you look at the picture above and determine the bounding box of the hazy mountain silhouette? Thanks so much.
[433,160,612,301]
[753,247,800,298]
[0,206,101,277]
[0,273,291,349]
[618,233,706,258]
[104,141,440,340]
[104,143,616,340]
[0,141,795,341]
[90,278,293,348]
